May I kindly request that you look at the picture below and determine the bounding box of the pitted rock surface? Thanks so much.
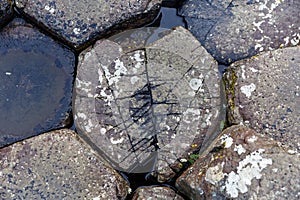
[224,46,300,151]
[0,0,13,28]
[0,18,75,147]
[0,129,129,199]
[176,125,300,200]
[15,0,161,48]
[73,26,224,182]
[179,0,300,64]
[132,186,184,200]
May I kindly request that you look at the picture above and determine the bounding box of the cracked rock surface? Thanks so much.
[224,46,300,151]
[0,129,129,199]
[176,125,300,200]
[73,26,225,182]
[179,0,300,64]
[15,0,161,48]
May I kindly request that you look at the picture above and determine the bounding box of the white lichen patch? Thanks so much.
[110,137,124,145]
[205,162,225,185]
[44,5,55,14]
[73,28,80,35]
[220,134,233,148]
[225,149,272,198]
[189,78,203,91]
[234,144,246,155]
[241,65,246,79]
[247,135,257,143]
[130,76,139,84]
[102,59,127,86]
[240,83,256,98]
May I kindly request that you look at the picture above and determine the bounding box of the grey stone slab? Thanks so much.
[176,125,300,200]
[0,129,129,199]
[179,0,300,64]
[15,0,161,48]
[0,18,75,147]
[132,186,184,200]
[73,26,224,182]
[223,46,300,152]
[0,0,13,28]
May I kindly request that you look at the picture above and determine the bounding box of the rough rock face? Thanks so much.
[15,0,162,48]
[179,0,300,64]
[176,125,300,200]
[223,46,300,151]
[0,0,13,28]
[73,26,224,182]
[132,186,184,200]
[0,129,129,199]
[0,18,75,147]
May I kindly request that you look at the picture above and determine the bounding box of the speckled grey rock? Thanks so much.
[0,18,75,147]
[0,129,129,199]
[0,0,13,28]
[132,186,184,200]
[15,0,161,48]
[73,26,224,182]
[179,0,300,64]
[176,125,300,200]
[223,46,300,152]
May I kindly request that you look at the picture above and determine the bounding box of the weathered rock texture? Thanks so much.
[0,129,129,199]
[224,46,300,151]
[15,0,162,48]
[0,0,13,28]
[73,26,224,182]
[176,125,300,200]
[0,18,75,147]
[132,186,184,200]
[179,0,300,64]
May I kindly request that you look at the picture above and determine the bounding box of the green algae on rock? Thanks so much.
[0,18,75,147]
[73,26,224,182]
[0,129,129,199]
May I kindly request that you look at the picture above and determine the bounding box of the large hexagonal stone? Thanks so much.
[176,125,300,199]
[15,0,162,48]
[0,129,129,199]
[223,46,300,151]
[0,18,75,147]
[179,0,300,64]
[73,26,225,182]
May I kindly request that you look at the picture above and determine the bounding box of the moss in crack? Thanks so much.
[223,68,238,125]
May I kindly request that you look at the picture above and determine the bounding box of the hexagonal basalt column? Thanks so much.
[15,0,162,48]
[0,0,13,28]
[73,27,225,182]
[0,129,129,199]
[0,18,75,147]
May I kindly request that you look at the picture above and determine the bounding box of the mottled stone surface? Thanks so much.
[0,18,74,147]
[179,0,300,64]
[132,186,184,200]
[0,0,13,28]
[223,46,300,151]
[74,26,224,181]
[0,129,129,199]
[176,125,300,200]
[15,0,161,48]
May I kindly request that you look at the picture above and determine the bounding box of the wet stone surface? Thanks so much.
[15,0,162,48]
[179,0,300,64]
[0,0,13,28]
[176,125,300,200]
[0,18,75,147]
[0,129,129,199]
[132,186,184,200]
[74,26,224,182]
[224,46,300,151]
